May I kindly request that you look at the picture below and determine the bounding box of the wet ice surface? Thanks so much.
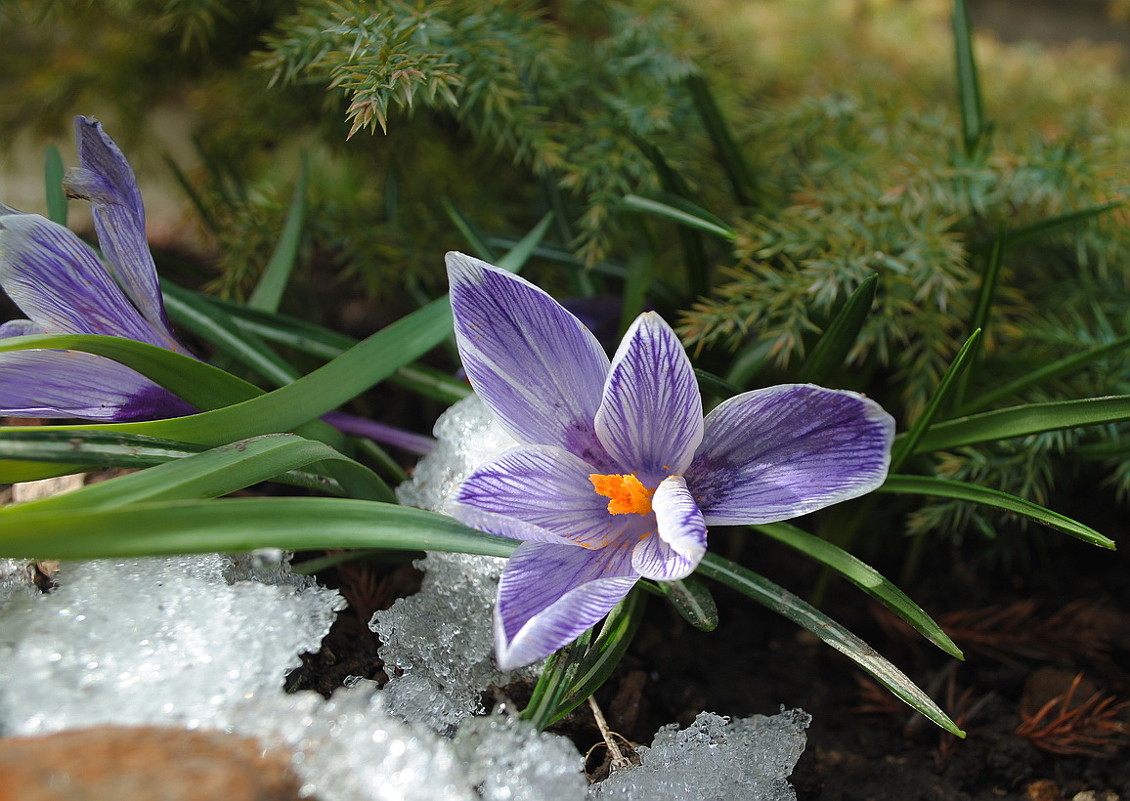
[0,552,342,734]
[378,396,539,731]
[373,551,539,732]
[0,395,809,799]
[591,711,810,801]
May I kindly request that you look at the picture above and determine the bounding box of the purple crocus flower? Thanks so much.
[0,116,195,421]
[446,252,896,669]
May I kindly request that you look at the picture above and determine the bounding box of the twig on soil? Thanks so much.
[1015,672,1130,758]
[874,599,1121,677]
[586,696,636,774]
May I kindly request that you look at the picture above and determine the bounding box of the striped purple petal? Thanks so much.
[447,253,615,469]
[0,350,195,421]
[0,211,169,347]
[595,312,703,483]
[494,540,639,670]
[451,445,625,547]
[631,475,706,580]
[0,319,43,338]
[686,384,894,525]
[64,116,183,352]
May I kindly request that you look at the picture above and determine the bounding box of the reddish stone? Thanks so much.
[0,726,302,801]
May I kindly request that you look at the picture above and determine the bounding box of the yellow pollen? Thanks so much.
[589,473,653,516]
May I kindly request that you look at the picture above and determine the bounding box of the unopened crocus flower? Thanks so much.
[0,116,195,421]
[446,252,896,669]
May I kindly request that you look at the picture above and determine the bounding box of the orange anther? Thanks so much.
[589,473,653,516]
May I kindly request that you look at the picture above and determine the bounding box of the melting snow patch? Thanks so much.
[0,553,342,734]
[590,710,810,801]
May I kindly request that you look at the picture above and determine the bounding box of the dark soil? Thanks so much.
[591,529,1130,801]
[297,510,1130,801]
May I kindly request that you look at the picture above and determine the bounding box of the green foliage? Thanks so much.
[258,0,707,265]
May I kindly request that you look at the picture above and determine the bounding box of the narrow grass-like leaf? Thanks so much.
[0,497,519,561]
[521,629,594,730]
[618,247,653,337]
[180,291,357,360]
[183,288,471,401]
[163,152,218,233]
[8,434,389,511]
[1004,202,1122,249]
[494,213,554,273]
[754,521,962,657]
[0,429,343,494]
[291,549,421,576]
[797,274,878,385]
[555,588,647,720]
[916,395,1130,453]
[686,74,757,206]
[953,0,985,156]
[1074,439,1130,460]
[163,281,299,387]
[0,429,203,471]
[955,233,1003,407]
[724,339,775,389]
[622,194,736,241]
[960,332,1130,414]
[391,364,471,404]
[443,198,499,262]
[44,145,67,225]
[523,588,649,729]
[696,553,964,737]
[695,368,742,400]
[656,575,719,631]
[880,474,1114,549]
[632,135,712,297]
[248,157,307,312]
[890,329,981,471]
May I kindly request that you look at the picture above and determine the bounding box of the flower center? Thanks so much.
[589,473,653,516]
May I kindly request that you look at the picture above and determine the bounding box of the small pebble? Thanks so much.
[0,726,302,801]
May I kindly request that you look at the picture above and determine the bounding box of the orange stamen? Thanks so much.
[589,473,653,516]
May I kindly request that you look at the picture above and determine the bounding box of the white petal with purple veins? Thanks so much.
[447,253,615,468]
[66,116,183,351]
[0,319,43,339]
[451,445,623,547]
[686,384,894,525]
[0,212,167,347]
[494,541,639,670]
[0,350,195,421]
[595,313,703,481]
[632,476,706,580]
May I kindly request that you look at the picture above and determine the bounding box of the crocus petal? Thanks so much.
[631,475,706,580]
[0,211,166,346]
[451,445,624,547]
[686,384,895,525]
[0,350,195,421]
[495,541,638,670]
[0,319,43,339]
[65,116,182,351]
[595,312,703,481]
[447,252,615,468]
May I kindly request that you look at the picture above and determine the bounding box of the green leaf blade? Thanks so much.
[0,497,519,561]
[879,475,1115,549]
[754,521,963,657]
[697,553,964,737]
[797,274,878,385]
[248,158,307,313]
[918,395,1130,453]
